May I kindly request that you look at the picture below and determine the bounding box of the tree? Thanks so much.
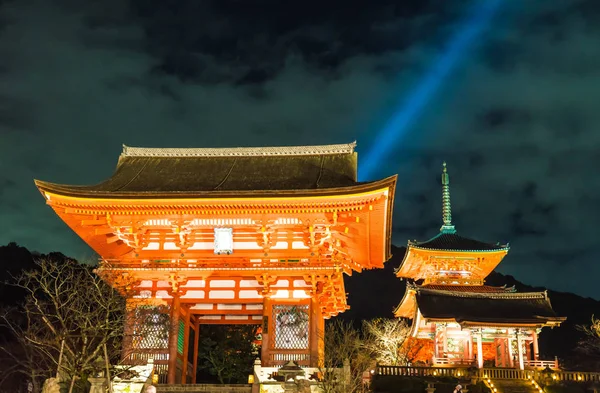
[576,315,600,368]
[318,319,373,393]
[0,332,51,393]
[0,257,129,393]
[362,318,425,366]
[197,324,258,384]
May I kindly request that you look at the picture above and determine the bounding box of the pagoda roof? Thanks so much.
[408,232,509,252]
[415,287,565,326]
[393,283,513,318]
[422,284,515,293]
[34,142,394,199]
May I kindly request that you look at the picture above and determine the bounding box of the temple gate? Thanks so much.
[35,142,397,383]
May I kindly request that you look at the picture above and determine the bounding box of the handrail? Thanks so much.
[434,357,476,366]
[375,366,600,383]
[376,366,469,378]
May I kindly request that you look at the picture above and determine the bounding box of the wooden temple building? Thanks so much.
[394,163,565,369]
[34,142,397,384]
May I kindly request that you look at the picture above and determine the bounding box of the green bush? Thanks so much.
[372,375,426,393]
[545,381,588,393]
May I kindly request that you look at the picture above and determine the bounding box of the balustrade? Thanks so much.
[376,366,469,378]
[375,365,600,385]
[434,357,476,366]
[523,359,559,369]
[268,352,311,367]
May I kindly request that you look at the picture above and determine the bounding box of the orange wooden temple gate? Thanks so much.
[35,142,396,383]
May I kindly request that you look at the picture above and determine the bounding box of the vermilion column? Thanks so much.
[317,308,325,367]
[532,330,539,360]
[121,299,137,362]
[475,331,483,369]
[433,324,439,360]
[309,296,320,366]
[167,293,181,384]
[507,336,514,367]
[260,296,272,366]
[192,318,200,384]
[516,330,525,370]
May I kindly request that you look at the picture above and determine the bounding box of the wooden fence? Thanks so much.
[376,366,600,383]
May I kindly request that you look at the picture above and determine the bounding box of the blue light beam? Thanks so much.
[360,0,503,180]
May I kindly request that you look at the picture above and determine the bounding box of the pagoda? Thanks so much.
[394,163,565,369]
[35,142,396,384]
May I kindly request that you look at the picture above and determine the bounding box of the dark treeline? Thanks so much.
[1,243,600,372]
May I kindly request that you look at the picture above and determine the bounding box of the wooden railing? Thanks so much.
[434,357,476,366]
[376,366,600,384]
[482,368,529,380]
[376,366,469,378]
[268,352,311,367]
[524,358,559,369]
[550,371,600,382]
[125,351,169,364]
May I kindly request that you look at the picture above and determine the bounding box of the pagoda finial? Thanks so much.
[440,162,456,234]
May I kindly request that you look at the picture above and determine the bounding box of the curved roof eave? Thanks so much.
[34,176,397,200]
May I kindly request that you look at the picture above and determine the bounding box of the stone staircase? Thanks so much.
[490,379,541,393]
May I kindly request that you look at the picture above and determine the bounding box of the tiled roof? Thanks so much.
[409,233,509,252]
[416,287,562,324]
[34,143,399,198]
[423,284,515,293]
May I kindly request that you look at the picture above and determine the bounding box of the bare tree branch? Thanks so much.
[362,318,425,366]
[0,257,133,393]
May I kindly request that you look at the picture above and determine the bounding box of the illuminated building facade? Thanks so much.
[394,163,565,369]
[35,142,396,384]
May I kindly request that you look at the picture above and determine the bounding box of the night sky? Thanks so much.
[1,0,599,298]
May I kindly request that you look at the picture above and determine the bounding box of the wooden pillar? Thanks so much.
[192,318,200,384]
[506,333,515,367]
[181,307,191,384]
[260,296,272,366]
[476,331,483,369]
[494,339,500,367]
[167,294,181,384]
[121,299,136,362]
[500,338,507,367]
[516,331,524,370]
[433,323,439,360]
[442,324,448,357]
[467,334,473,363]
[317,315,325,367]
[532,330,539,360]
[309,296,322,367]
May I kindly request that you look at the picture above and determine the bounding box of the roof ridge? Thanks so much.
[407,231,510,252]
[424,284,509,289]
[121,142,357,158]
[418,287,547,299]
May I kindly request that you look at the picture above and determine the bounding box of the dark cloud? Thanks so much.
[0,0,599,297]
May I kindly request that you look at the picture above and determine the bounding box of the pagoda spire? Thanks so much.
[440,162,456,234]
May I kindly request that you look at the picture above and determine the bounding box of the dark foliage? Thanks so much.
[196,324,258,384]
[372,375,490,393]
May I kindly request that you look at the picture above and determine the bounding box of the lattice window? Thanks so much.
[131,305,170,350]
[272,304,309,350]
[447,338,464,359]
[177,320,185,355]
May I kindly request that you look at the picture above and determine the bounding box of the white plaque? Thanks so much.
[214,227,233,255]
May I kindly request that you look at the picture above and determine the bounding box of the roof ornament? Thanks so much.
[440,162,457,234]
